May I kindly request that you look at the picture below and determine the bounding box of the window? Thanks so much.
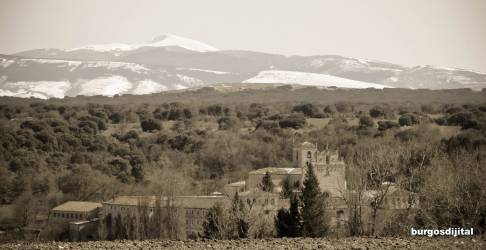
[336,210,345,226]
[307,151,312,159]
[270,199,275,205]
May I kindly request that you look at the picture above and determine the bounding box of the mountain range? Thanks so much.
[1,34,485,99]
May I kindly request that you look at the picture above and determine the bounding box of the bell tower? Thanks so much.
[293,141,347,197]
[292,141,318,168]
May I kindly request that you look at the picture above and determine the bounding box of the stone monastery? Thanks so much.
[46,142,417,240]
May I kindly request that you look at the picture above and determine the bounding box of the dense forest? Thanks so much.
[0,87,485,236]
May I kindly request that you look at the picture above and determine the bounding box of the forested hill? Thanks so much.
[0,85,485,235]
[0,85,484,106]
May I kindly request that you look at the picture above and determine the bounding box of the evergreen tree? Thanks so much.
[275,208,291,237]
[202,203,227,239]
[301,162,329,237]
[260,171,274,192]
[274,195,302,237]
[288,195,302,237]
[230,192,249,238]
[280,176,292,198]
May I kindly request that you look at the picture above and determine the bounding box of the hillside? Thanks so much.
[0,84,483,107]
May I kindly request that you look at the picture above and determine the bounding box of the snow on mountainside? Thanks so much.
[383,65,486,90]
[67,34,218,53]
[3,34,486,99]
[0,55,208,99]
[244,70,392,89]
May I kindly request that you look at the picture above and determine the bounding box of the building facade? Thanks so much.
[48,201,102,241]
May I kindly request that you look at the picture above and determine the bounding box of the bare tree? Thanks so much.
[340,162,366,236]
[397,142,438,209]
[350,142,400,236]
[247,205,275,238]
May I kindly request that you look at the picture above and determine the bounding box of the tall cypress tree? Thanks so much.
[275,208,291,237]
[288,195,302,237]
[301,162,329,237]
[274,195,302,237]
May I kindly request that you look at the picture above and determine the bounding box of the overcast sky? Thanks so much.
[1,0,485,71]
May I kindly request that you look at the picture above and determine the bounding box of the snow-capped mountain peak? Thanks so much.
[145,34,218,52]
[66,34,218,53]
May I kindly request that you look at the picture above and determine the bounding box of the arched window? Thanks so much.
[307,151,312,159]
[336,210,344,218]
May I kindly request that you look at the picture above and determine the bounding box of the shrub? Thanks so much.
[369,106,385,118]
[293,103,321,117]
[217,116,240,130]
[446,112,478,129]
[359,116,374,128]
[399,114,419,126]
[140,119,161,132]
[335,102,353,113]
[377,121,399,131]
[279,114,306,129]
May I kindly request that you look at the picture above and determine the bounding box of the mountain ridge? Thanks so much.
[2,35,486,99]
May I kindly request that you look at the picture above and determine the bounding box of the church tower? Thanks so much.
[292,141,318,168]
[293,141,347,197]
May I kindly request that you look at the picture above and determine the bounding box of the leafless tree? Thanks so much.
[350,142,400,236]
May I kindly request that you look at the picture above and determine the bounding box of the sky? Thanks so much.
[1,0,485,71]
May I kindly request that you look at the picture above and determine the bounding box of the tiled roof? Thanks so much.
[52,201,102,212]
[175,196,229,209]
[103,196,160,206]
[238,188,282,197]
[249,167,302,175]
[103,195,229,209]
